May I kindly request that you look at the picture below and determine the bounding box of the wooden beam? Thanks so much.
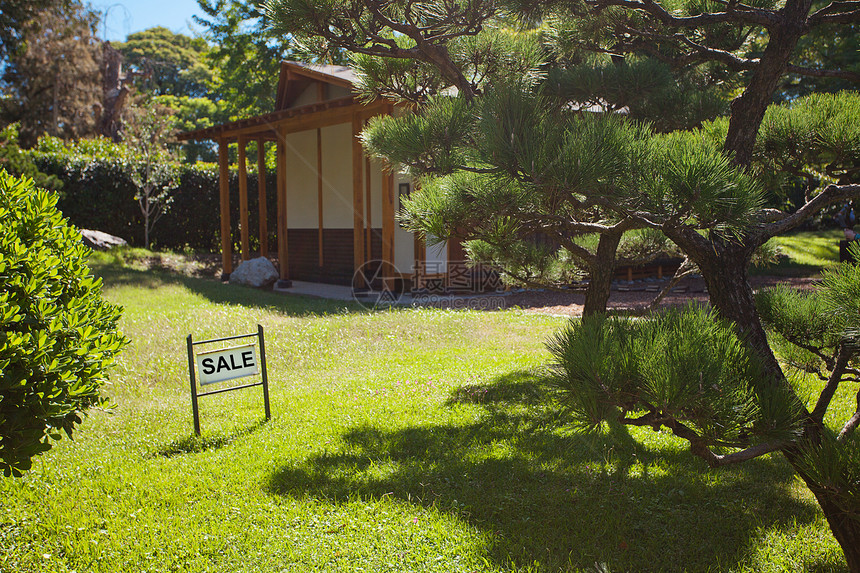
[413,180,425,290]
[276,129,289,281]
[352,112,365,287]
[218,139,232,278]
[237,136,250,261]
[316,68,328,268]
[178,98,391,143]
[257,138,268,258]
[317,127,324,267]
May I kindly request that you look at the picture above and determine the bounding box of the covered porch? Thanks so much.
[177,62,420,291]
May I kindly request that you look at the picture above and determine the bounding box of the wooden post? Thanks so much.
[352,112,365,288]
[237,136,250,261]
[381,162,395,289]
[380,104,396,288]
[365,153,372,261]
[317,127,324,267]
[257,138,268,258]
[276,128,291,286]
[218,139,232,279]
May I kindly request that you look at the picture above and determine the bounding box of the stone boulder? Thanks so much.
[229,257,278,288]
[80,229,128,250]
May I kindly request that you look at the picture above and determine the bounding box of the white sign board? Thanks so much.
[196,343,259,385]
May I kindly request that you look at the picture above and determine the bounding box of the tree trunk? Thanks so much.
[99,42,129,142]
[688,235,860,570]
[785,449,860,573]
[810,488,860,572]
[723,0,813,166]
[583,230,622,317]
[669,230,784,376]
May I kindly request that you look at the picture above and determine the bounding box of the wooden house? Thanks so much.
[177,61,457,291]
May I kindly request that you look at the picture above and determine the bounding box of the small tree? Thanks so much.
[0,169,127,477]
[123,101,178,249]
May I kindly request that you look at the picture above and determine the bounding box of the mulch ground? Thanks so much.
[415,275,822,316]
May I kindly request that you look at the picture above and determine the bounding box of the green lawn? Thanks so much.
[0,254,850,572]
[758,229,843,276]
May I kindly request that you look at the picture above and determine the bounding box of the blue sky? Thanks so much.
[94,0,208,42]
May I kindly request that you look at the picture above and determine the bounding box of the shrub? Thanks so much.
[0,170,128,476]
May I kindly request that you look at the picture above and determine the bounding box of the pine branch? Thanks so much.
[837,388,860,441]
[694,441,786,467]
[648,256,696,311]
[588,0,780,28]
[620,410,784,466]
[785,64,860,82]
[761,184,860,240]
[807,7,860,25]
[811,342,852,423]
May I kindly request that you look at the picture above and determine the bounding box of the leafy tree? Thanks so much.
[266,0,860,567]
[0,169,127,476]
[154,95,226,162]
[195,0,298,119]
[0,3,102,147]
[114,27,214,98]
[124,101,180,248]
[0,0,67,64]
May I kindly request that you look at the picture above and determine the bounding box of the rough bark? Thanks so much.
[583,230,623,316]
[666,228,784,375]
[723,0,813,166]
[784,449,860,573]
[811,489,860,572]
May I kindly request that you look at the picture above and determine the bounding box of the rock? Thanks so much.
[80,229,128,250]
[229,257,278,288]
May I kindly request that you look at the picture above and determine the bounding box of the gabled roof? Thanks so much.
[177,61,365,143]
[275,61,356,110]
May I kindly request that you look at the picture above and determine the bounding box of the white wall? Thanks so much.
[280,117,425,279]
[393,173,414,273]
[284,130,319,229]
[319,123,354,229]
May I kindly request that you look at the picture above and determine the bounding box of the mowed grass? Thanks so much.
[0,254,850,572]
[759,229,843,276]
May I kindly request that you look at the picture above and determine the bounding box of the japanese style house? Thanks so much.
[177,61,463,291]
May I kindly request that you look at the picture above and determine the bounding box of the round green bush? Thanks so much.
[0,170,128,476]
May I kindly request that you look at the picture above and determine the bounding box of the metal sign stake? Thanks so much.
[186,325,271,435]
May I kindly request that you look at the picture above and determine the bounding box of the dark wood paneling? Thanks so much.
[287,228,382,285]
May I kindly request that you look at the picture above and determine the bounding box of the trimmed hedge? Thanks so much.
[33,150,279,251]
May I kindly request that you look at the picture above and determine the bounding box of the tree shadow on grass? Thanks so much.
[93,264,366,317]
[266,370,837,572]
